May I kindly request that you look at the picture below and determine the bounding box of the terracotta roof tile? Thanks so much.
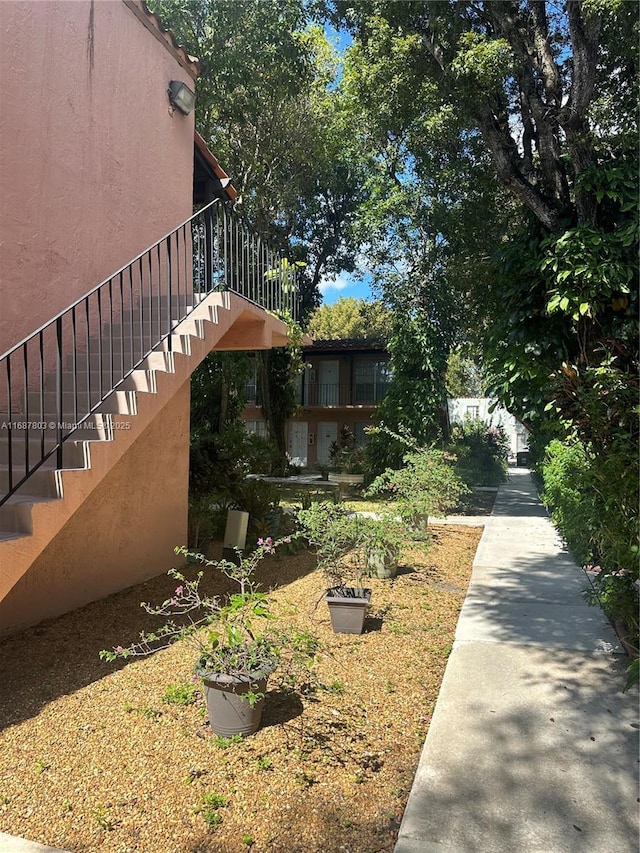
[123,0,200,79]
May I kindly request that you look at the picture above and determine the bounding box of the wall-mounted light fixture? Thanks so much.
[168,80,195,115]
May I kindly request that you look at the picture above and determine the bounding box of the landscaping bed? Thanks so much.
[0,524,482,853]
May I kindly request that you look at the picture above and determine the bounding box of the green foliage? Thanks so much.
[357,515,404,574]
[540,438,639,644]
[325,4,638,656]
[541,158,638,325]
[148,0,369,317]
[367,304,451,473]
[623,658,639,693]
[101,536,321,710]
[306,297,391,341]
[540,440,594,566]
[92,804,117,832]
[446,348,484,398]
[257,318,306,471]
[296,502,361,586]
[449,419,509,488]
[329,425,365,474]
[197,791,227,827]
[365,430,469,533]
[162,682,198,706]
[584,572,639,645]
[212,734,243,750]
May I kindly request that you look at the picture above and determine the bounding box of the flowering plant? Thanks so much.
[100,536,317,688]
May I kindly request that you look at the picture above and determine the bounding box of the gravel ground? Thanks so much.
[0,524,482,853]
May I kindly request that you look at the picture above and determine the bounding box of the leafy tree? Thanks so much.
[325,0,638,435]
[323,0,638,628]
[445,348,483,398]
[149,0,372,465]
[306,297,391,340]
[149,0,368,318]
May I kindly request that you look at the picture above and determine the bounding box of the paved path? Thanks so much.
[394,468,639,853]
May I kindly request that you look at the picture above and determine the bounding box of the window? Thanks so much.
[466,405,480,419]
[354,359,391,403]
[244,419,268,438]
[245,358,258,404]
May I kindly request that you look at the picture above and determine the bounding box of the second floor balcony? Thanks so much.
[245,380,390,408]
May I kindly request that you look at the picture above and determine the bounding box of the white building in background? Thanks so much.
[447,397,529,459]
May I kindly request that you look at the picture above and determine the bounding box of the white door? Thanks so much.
[317,421,338,465]
[288,422,308,467]
[319,360,339,405]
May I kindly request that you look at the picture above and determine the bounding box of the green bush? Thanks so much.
[449,419,509,487]
[365,439,469,532]
[540,437,639,646]
[540,439,594,566]
[296,502,361,586]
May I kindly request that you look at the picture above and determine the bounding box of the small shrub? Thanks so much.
[540,439,593,565]
[449,418,509,487]
[365,436,468,531]
[540,436,639,651]
[296,502,361,586]
[93,804,117,831]
[212,734,243,749]
[329,425,365,474]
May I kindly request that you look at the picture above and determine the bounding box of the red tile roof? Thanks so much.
[194,132,238,201]
[123,0,200,79]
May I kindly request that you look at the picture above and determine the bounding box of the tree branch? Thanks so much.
[476,103,561,231]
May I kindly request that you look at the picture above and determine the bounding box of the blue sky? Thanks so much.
[319,271,374,305]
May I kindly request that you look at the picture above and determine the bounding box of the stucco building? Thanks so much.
[0,0,291,635]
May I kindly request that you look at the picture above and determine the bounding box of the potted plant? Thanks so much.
[100,536,314,737]
[358,515,404,579]
[328,425,365,488]
[296,502,371,634]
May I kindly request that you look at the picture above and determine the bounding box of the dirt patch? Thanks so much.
[0,525,481,853]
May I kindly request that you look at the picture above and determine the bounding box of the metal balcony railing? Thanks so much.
[0,199,298,506]
[300,382,389,407]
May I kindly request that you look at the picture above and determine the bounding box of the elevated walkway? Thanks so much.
[395,468,639,853]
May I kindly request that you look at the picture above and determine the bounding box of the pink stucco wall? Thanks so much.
[0,0,196,354]
[0,379,191,633]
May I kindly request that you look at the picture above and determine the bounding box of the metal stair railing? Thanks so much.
[0,199,298,506]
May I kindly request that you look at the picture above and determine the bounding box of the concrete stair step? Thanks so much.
[102,317,206,342]
[0,466,62,499]
[0,438,88,469]
[26,390,137,417]
[65,335,191,370]
[44,369,156,394]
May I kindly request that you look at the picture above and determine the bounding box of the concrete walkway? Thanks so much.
[395,468,639,853]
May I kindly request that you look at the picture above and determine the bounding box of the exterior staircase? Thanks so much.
[0,201,292,635]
